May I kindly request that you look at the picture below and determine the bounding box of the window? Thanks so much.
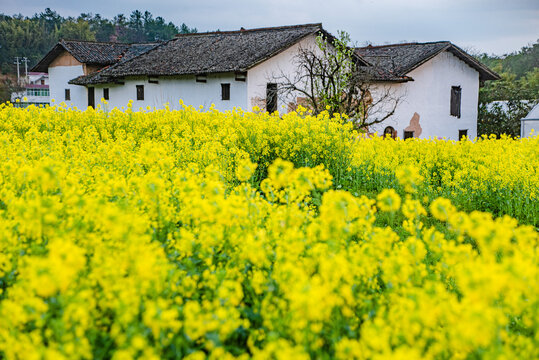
[88,87,95,108]
[266,83,278,113]
[40,79,45,85]
[383,126,396,139]
[65,89,71,101]
[26,88,49,96]
[459,129,468,140]
[404,131,414,140]
[136,85,144,100]
[450,86,461,118]
[103,88,109,100]
[221,83,230,101]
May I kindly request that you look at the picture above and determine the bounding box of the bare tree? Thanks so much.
[271,31,402,130]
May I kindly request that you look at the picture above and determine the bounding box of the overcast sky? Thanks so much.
[2,0,538,55]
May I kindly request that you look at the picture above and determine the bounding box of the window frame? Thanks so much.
[221,83,230,101]
[450,86,461,118]
[103,88,109,101]
[65,89,71,101]
[136,85,144,101]
[458,129,468,141]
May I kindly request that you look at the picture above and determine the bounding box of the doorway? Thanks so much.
[88,87,95,108]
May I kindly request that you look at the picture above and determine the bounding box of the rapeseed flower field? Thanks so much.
[0,102,538,359]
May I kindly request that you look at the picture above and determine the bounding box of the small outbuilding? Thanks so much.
[521,103,539,138]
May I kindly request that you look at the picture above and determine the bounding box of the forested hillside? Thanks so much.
[0,8,197,73]
[476,40,539,136]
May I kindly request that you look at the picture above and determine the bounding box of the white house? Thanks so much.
[521,103,539,138]
[31,24,341,113]
[32,24,499,140]
[10,72,50,107]
[32,40,159,109]
[356,42,500,140]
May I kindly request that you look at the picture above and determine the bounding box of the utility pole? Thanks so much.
[14,57,20,84]
[22,57,29,81]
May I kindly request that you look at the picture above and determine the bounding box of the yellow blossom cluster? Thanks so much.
[0,102,537,359]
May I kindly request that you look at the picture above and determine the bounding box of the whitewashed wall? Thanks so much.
[521,120,539,138]
[92,73,247,111]
[370,51,480,140]
[49,65,87,109]
[247,34,320,112]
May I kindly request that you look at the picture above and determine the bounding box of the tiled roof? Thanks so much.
[356,41,500,82]
[70,24,368,85]
[31,40,160,73]
[60,40,130,64]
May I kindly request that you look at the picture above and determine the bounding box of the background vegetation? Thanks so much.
[0,8,197,74]
[476,41,539,137]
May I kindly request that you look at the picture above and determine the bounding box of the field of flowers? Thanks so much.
[0,102,538,359]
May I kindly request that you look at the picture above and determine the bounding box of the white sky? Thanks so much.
[2,0,538,55]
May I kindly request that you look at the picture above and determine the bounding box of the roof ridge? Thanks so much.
[174,23,322,37]
[60,39,160,46]
[356,41,451,50]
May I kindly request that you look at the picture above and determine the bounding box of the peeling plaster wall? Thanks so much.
[247,34,320,112]
[370,51,480,140]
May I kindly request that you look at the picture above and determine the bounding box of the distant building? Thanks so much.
[11,72,50,107]
[521,103,539,138]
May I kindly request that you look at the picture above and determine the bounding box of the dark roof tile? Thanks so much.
[71,24,360,85]
[31,40,160,73]
[356,42,499,82]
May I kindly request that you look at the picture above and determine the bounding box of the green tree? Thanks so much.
[478,69,538,137]
[477,40,539,137]
[0,16,56,73]
[56,18,96,41]
[0,9,196,74]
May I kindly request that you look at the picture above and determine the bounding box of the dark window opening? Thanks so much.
[383,126,397,139]
[40,79,45,85]
[136,85,144,101]
[103,88,109,100]
[221,83,230,101]
[266,83,278,113]
[459,129,468,140]
[450,86,461,118]
[404,131,414,140]
[196,74,207,83]
[88,87,95,108]
[65,89,71,101]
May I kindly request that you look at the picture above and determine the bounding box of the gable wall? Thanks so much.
[48,50,87,108]
[370,51,480,140]
[247,34,321,112]
[50,51,83,67]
